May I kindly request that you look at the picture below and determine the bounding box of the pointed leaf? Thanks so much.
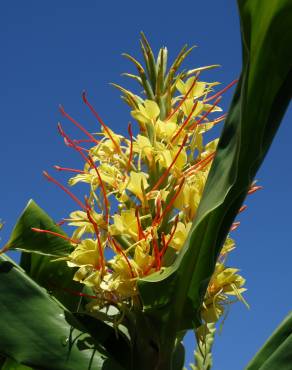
[6,200,72,257]
[138,0,292,333]
[246,311,292,370]
[0,255,124,370]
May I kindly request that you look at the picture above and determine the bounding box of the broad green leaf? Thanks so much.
[246,311,292,370]
[0,254,124,370]
[71,312,132,369]
[1,358,32,370]
[20,252,84,312]
[5,199,84,310]
[7,199,72,257]
[138,0,292,334]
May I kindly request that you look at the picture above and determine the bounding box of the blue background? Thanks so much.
[0,1,291,369]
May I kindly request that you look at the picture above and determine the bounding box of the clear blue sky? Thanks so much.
[0,2,291,369]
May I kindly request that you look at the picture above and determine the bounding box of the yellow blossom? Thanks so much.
[131,100,160,125]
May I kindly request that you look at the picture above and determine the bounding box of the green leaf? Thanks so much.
[246,311,292,370]
[0,254,125,370]
[4,199,84,310]
[140,32,157,91]
[122,53,155,99]
[6,199,72,257]
[20,252,84,312]
[138,0,292,334]
[71,312,132,369]
[1,358,32,370]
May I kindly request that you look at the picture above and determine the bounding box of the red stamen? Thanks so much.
[204,79,238,103]
[166,73,200,121]
[212,113,227,124]
[230,221,240,232]
[73,139,95,144]
[58,123,89,163]
[238,205,247,213]
[135,207,146,240]
[143,260,155,276]
[151,231,161,271]
[248,185,263,195]
[82,91,121,153]
[189,96,222,130]
[49,282,99,299]
[170,101,199,143]
[59,105,99,144]
[58,124,109,224]
[31,227,79,244]
[127,123,134,171]
[54,165,85,174]
[85,199,105,272]
[160,215,179,257]
[152,135,188,192]
[56,220,66,226]
[0,244,10,254]
[184,152,215,176]
[157,178,185,223]
[110,237,135,278]
[43,171,86,210]
[152,195,162,227]
[88,156,109,225]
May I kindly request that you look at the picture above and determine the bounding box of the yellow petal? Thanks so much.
[127,171,149,200]
[144,100,160,120]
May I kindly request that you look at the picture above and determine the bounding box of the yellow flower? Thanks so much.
[126,171,149,201]
[167,222,192,251]
[109,209,138,240]
[67,239,100,268]
[53,37,247,316]
[176,77,207,98]
[155,119,177,141]
[66,210,104,240]
[131,100,160,125]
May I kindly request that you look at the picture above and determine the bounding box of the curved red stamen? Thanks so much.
[157,179,185,223]
[166,73,200,121]
[31,227,79,244]
[59,105,99,144]
[127,123,134,171]
[212,113,227,124]
[184,152,215,176]
[151,232,161,271]
[160,215,179,257]
[73,139,95,144]
[88,156,109,225]
[58,123,89,163]
[171,101,198,143]
[49,282,99,299]
[85,200,105,272]
[135,207,146,240]
[152,195,162,227]
[111,237,135,278]
[248,185,263,195]
[230,221,240,232]
[152,135,188,192]
[189,96,222,130]
[54,165,85,174]
[238,205,247,213]
[204,79,238,103]
[58,124,109,225]
[43,171,86,210]
[82,92,121,153]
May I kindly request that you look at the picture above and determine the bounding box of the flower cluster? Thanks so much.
[42,35,247,326]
